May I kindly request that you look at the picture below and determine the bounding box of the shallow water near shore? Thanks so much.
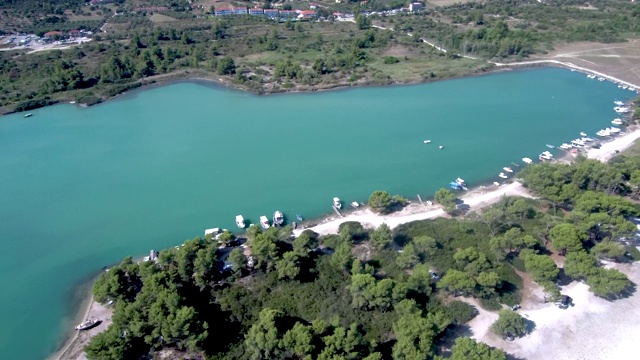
[0,67,634,359]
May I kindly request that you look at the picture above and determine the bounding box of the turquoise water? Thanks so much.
[0,68,634,359]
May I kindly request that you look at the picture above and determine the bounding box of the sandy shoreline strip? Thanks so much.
[586,125,640,162]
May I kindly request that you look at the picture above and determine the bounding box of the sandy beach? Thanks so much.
[293,181,533,237]
[50,297,113,360]
[586,125,640,162]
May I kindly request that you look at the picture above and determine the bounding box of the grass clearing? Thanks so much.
[150,13,178,23]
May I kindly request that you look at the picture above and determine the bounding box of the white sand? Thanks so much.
[293,181,532,237]
[586,126,640,162]
[466,261,640,360]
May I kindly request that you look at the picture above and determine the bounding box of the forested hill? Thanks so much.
[2,0,640,113]
[87,154,640,359]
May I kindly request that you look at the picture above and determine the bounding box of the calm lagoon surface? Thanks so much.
[0,67,634,359]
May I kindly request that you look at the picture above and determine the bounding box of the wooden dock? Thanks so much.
[417,194,425,206]
[332,206,342,217]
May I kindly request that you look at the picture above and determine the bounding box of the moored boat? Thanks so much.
[580,132,587,137]
[546,144,555,149]
[614,100,624,106]
[456,177,466,186]
[450,181,463,190]
[499,172,508,179]
[24,113,32,118]
[423,140,431,144]
[522,157,533,164]
[235,215,246,228]
[333,197,342,209]
[438,145,444,149]
[614,106,630,113]
[493,181,500,186]
[296,214,303,221]
[273,211,284,226]
[74,319,98,331]
[559,143,572,150]
[259,216,270,229]
[612,118,624,125]
[503,167,513,173]
[351,201,360,208]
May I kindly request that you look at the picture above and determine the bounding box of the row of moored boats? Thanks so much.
[587,74,639,93]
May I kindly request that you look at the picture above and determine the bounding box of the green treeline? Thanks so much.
[86,152,640,359]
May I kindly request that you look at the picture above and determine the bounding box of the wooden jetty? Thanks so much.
[417,194,425,205]
[332,206,343,217]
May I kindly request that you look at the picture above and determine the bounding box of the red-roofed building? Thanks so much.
[298,10,316,19]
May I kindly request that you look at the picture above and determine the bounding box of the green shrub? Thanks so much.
[383,56,400,64]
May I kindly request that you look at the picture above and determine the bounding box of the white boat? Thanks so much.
[587,74,596,79]
[503,167,513,173]
[24,113,32,118]
[614,101,624,106]
[351,201,360,208]
[559,143,572,150]
[259,216,270,229]
[596,129,610,137]
[580,132,587,137]
[499,172,508,179]
[539,151,554,160]
[438,145,444,149]
[598,77,605,81]
[612,118,624,125]
[522,157,533,164]
[546,144,555,149]
[622,85,628,90]
[235,215,246,228]
[582,137,595,142]
[609,127,621,133]
[273,211,284,226]
[423,140,431,144]
[74,319,98,331]
[455,177,466,186]
[493,181,500,186]
[614,106,630,113]
[333,197,342,209]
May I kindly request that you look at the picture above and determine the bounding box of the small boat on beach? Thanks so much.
[24,113,32,118]
[423,140,431,144]
[499,172,508,179]
[235,215,246,229]
[546,144,555,149]
[351,201,360,208]
[273,211,284,226]
[259,216,270,229]
[296,214,303,221]
[503,167,513,173]
[522,157,533,164]
[74,319,98,331]
[333,197,342,209]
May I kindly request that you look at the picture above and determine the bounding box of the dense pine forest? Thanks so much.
[86,153,640,359]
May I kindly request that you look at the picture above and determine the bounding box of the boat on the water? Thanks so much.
[614,100,625,106]
[612,118,624,125]
[24,113,32,118]
[423,140,431,144]
[539,151,554,161]
[438,145,444,149]
[351,201,360,208]
[235,215,246,228]
[580,132,587,137]
[450,182,463,190]
[546,144,555,149]
[259,216,270,229]
[499,172,508,179]
[74,319,98,331]
[493,181,500,186]
[296,214,303,221]
[503,167,513,173]
[333,197,342,209]
[273,211,284,226]
[614,106,630,113]
[559,143,572,150]
[522,157,533,164]
[455,177,466,186]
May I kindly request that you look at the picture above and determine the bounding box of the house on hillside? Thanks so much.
[409,2,424,11]
[232,7,248,15]
[264,9,279,18]
[214,7,233,16]
[68,29,81,38]
[298,10,316,20]
[249,8,264,15]
[279,10,297,19]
